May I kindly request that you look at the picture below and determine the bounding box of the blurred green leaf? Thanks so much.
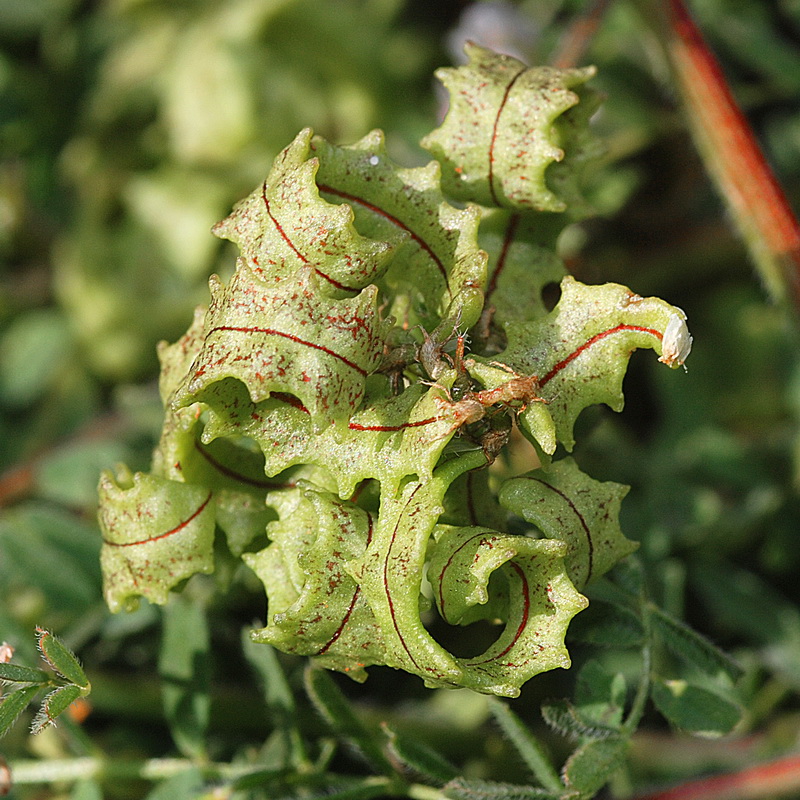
[0,684,39,737]
[241,629,307,770]
[382,721,459,785]
[650,678,742,738]
[0,309,71,407]
[158,596,210,760]
[649,603,743,683]
[69,779,103,800]
[487,698,562,793]
[567,599,644,648]
[562,736,628,796]
[574,659,627,730]
[0,504,102,612]
[36,439,130,510]
[142,767,204,800]
[303,665,395,776]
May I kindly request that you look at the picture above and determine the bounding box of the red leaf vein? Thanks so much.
[103,492,213,548]
[207,325,367,376]
[540,324,662,387]
[318,183,450,289]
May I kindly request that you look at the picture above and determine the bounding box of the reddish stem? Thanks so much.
[662,0,800,307]
[551,0,614,69]
[635,752,800,800]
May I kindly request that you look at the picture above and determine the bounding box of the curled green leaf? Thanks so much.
[312,130,487,329]
[422,42,598,212]
[246,486,384,683]
[212,128,394,297]
[98,468,216,612]
[499,458,635,589]
[501,276,692,451]
[172,261,388,427]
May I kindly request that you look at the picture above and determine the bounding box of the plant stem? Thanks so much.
[633,752,800,800]
[550,0,614,69]
[623,597,653,735]
[7,756,246,784]
[488,697,563,793]
[644,0,800,309]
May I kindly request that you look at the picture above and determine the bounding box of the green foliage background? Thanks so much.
[2,0,800,797]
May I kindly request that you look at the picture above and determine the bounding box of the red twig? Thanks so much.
[635,752,800,800]
[661,0,800,307]
[551,0,614,69]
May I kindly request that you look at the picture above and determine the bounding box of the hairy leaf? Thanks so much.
[35,627,89,689]
[30,683,83,735]
[0,664,50,686]
[562,736,628,796]
[443,777,557,800]
[541,699,619,741]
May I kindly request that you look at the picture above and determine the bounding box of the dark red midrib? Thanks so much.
[348,416,440,432]
[384,485,424,670]
[317,183,451,290]
[206,325,367,376]
[272,392,445,432]
[436,531,493,621]
[193,440,293,490]
[316,513,374,656]
[466,561,530,666]
[103,491,213,548]
[539,324,663,388]
[485,213,520,304]
[260,181,359,293]
[520,476,593,585]
[488,68,527,207]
